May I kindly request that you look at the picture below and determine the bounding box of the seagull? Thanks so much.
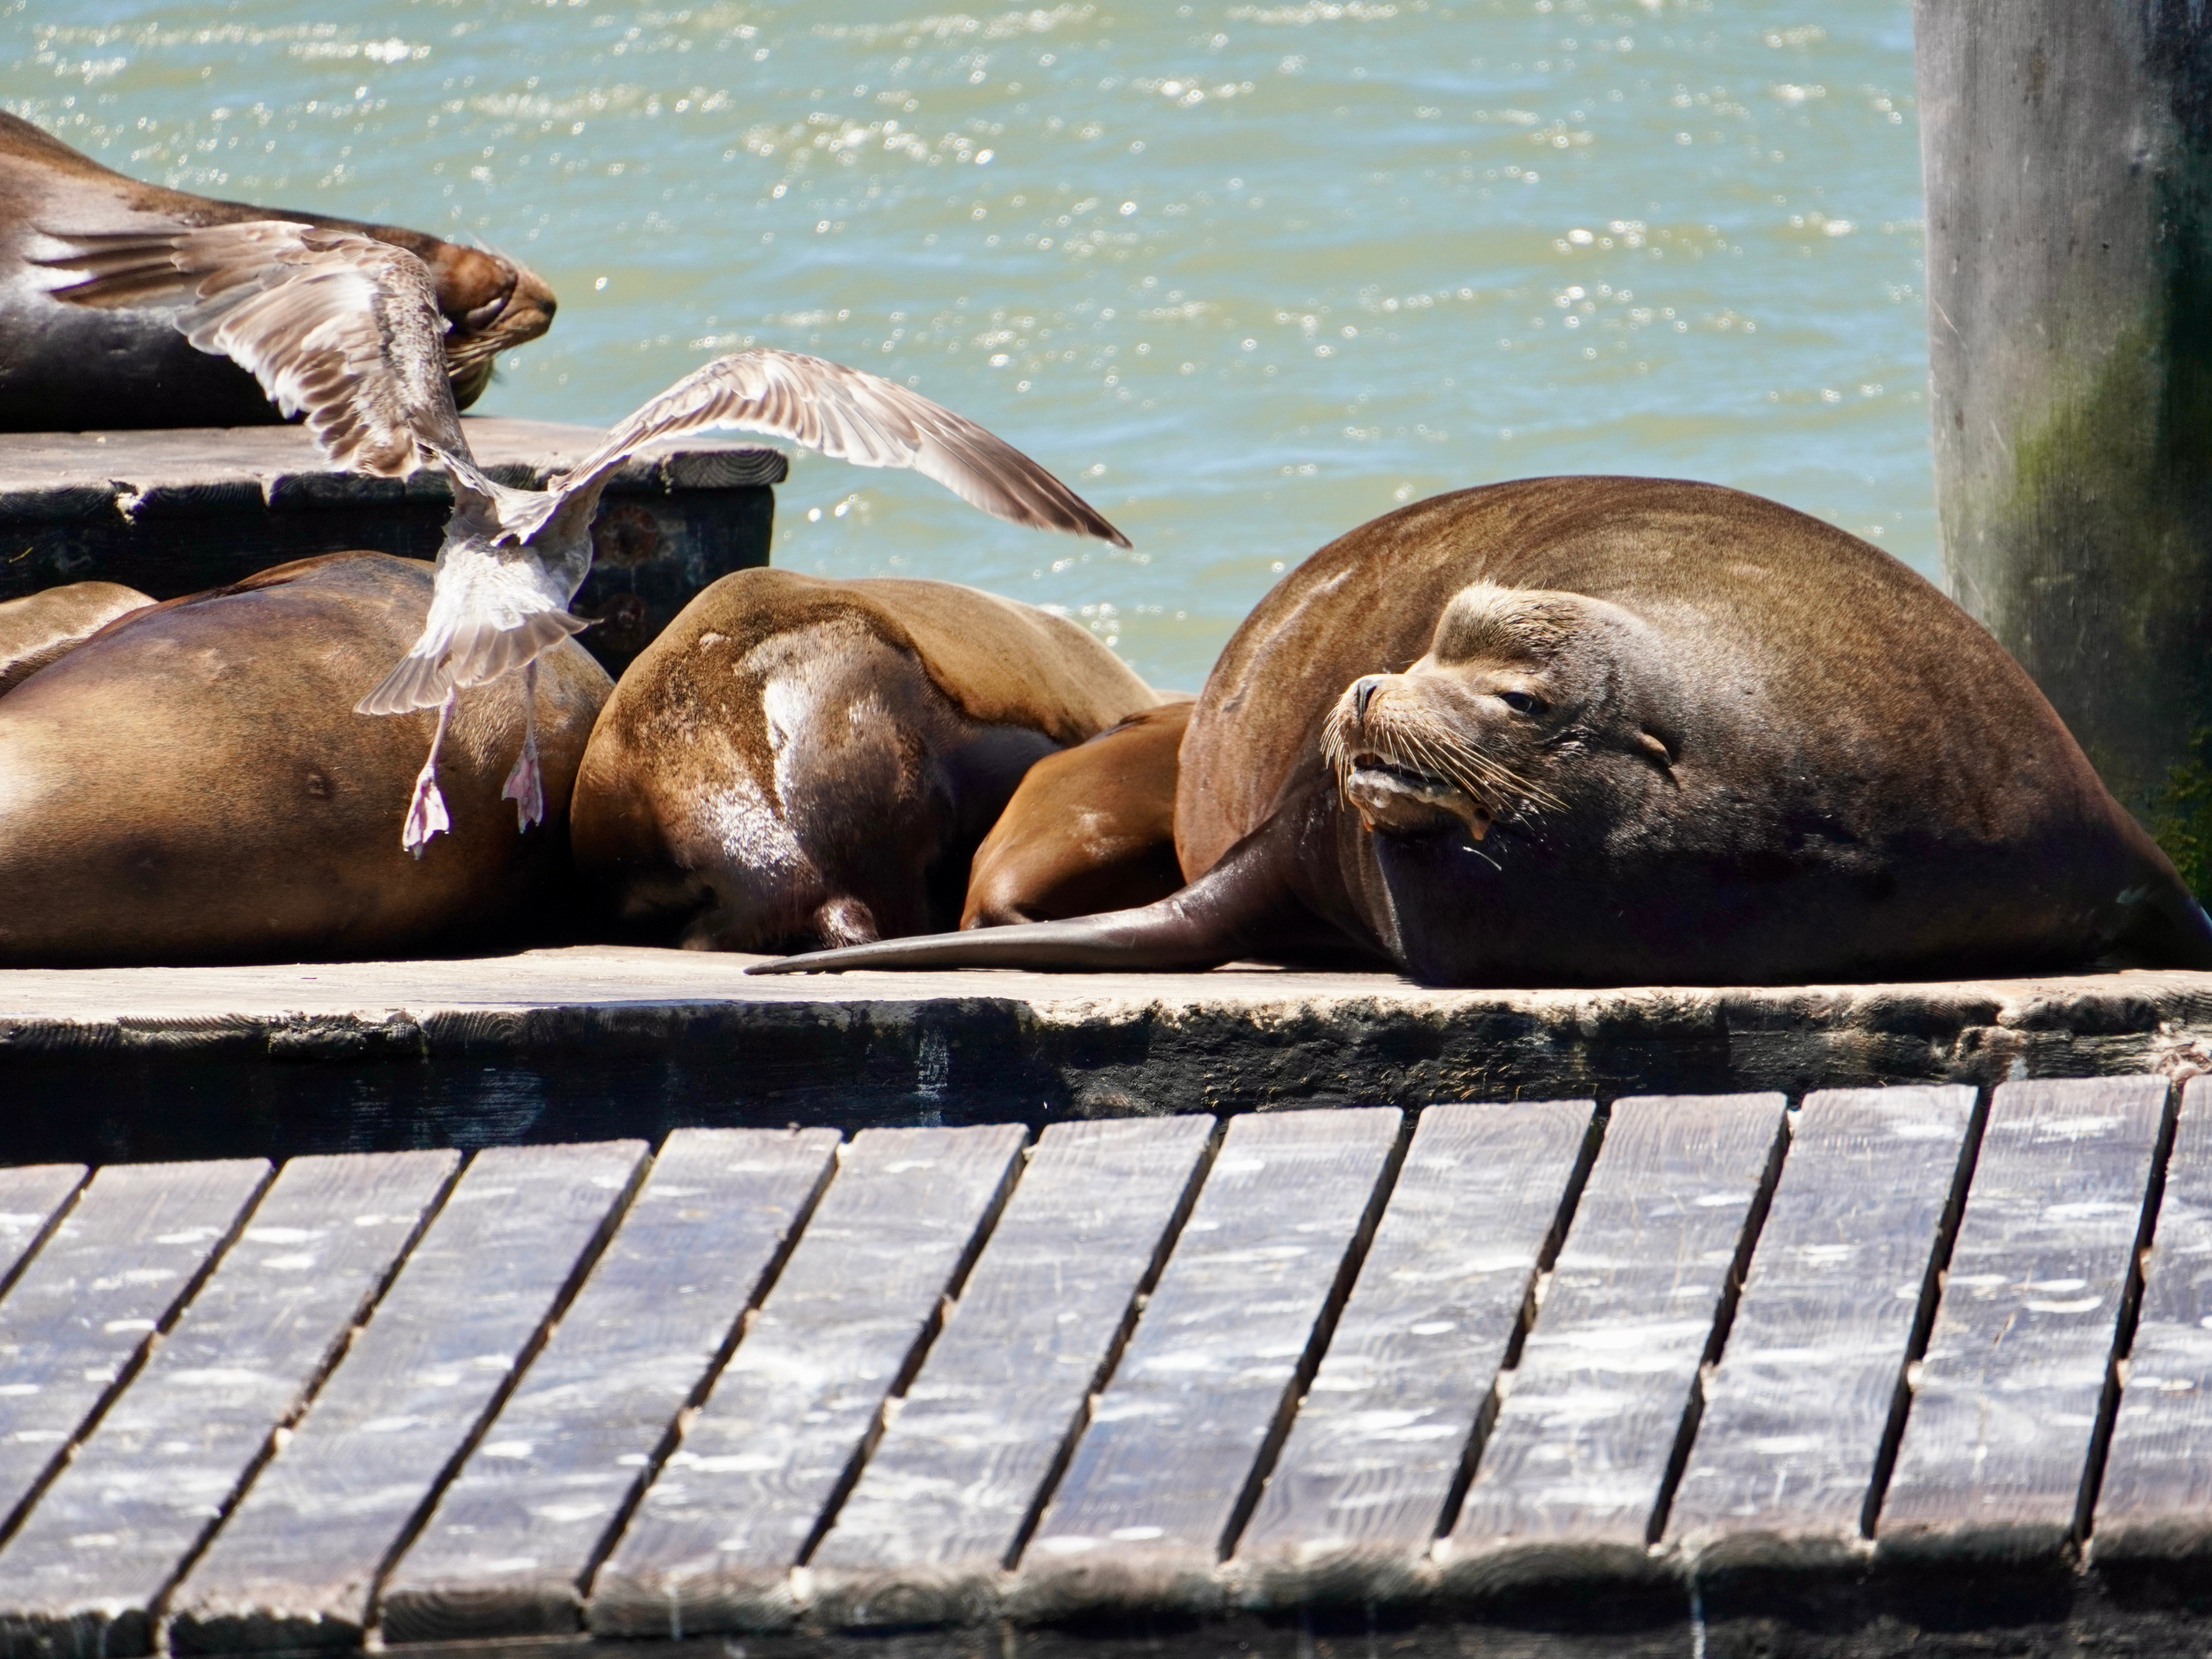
[50,219,1132,854]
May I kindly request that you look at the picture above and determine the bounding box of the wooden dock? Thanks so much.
[3,946,2210,1168]
[0,422,784,677]
[0,1076,2206,1657]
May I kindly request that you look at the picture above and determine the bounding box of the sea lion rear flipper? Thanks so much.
[744,825,1299,975]
[2107,868,2212,969]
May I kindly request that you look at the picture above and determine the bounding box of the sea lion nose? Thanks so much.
[1352,676,1382,718]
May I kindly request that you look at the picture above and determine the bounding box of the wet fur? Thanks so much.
[570,569,1161,951]
[963,696,1192,926]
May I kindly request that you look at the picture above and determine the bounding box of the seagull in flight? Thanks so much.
[51,220,1130,854]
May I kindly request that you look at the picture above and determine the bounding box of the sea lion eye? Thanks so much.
[461,294,511,331]
[1497,690,1543,715]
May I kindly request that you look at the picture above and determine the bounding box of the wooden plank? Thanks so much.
[1877,1076,2171,1572]
[378,1128,841,1644]
[1006,1107,1405,1622]
[0,1166,86,1294]
[1664,1086,1980,1575]
[588,1123,1027,1637]
[164,1141,648,1655]
[0,1151,459,1659]
[806,1116,1217,1630]
[1438,1093,1787,1599]
[2087,1072,2212,1580]
[0,1159,270,1537]
[1230,1100,1596,1610]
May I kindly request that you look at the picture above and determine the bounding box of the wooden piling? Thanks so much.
[1916,0,2212,890]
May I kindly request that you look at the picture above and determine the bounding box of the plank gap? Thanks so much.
[568,1133,844,1609]
[1856,1084,1994,1540]
[1430,1099,1611,1546]
[362,1148,657,1635]
[0,1161,276,1555]
[143,1151,470,1643]
[0,1167,90,1309]
[1215,1107,1416,1563]
[2073,1076,2183,1546]
[998,1117,1230,1574]
[791,1128,1033,1568]
[1645,1102,1793,1546]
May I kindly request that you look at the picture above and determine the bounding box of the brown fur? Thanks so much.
[962,696,1192,926]
[0,111,555,429]
[753,478,2212,984]
[0,581,151,696]
[0,552,608,966]
[571,569,1161,950]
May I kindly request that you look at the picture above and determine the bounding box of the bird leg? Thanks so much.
[502,659,546,832]
[403,690,458,857]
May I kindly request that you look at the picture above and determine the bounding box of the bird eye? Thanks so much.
[1498,690,1543,715]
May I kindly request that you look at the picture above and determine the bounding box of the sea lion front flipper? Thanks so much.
[744,822,1302,975]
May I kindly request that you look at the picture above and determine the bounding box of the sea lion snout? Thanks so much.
[1325,671,1512,840]
[423,246,556,405]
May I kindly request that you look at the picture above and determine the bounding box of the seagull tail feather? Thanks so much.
[356,609,588,716]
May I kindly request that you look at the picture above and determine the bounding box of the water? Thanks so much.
[9,0,1928,690]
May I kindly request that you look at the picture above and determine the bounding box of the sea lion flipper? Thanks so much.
[546,348,1131,548]
[745,828,1299,975]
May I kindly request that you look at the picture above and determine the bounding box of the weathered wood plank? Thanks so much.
[2086,1073,2212,1581]
[164,1141,648,1654]
[1230,1100,1597,1610]
[806,1116,1217,1630]
[0,1151,459,1659]
[378,1128,841,1644]
[1665,1086,1980,1576]
[0,1166,86,1295]
[1438,1093,1788,1600]
[1878,1076,2171,1573]
[0,1159,270,1536]
[1007,1107,1405,1622]
[588,1123,1027,1637]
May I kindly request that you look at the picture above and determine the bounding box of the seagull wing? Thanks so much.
[550,347,1131,547]
[44,220,467,477]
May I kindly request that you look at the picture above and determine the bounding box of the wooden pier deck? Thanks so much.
[0,1075,2206,1657]
[3,947,2211,1168]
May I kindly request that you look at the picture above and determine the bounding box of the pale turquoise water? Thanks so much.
[8,0,1927,689]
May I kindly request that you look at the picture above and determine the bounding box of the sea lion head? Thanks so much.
[411,241,558,408]
[1323,581,1678,843]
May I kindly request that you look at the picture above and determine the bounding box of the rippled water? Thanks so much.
[10,0,1927,689]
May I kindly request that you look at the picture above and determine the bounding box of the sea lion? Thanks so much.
[570,569,1162,951]
[0,581,151,696]
[961,695,1193,927]
[0,551,608,967]
[0,111,555,430]
[753,477,2212,984]
[52,220,1129,855]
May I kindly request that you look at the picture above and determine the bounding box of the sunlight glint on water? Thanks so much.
[9,0,1926,689]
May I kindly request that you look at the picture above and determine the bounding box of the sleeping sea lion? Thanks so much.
[0,552,608,966]
[961,695,1192,927]
[0,111,555,429]
[0,581,151,696]
[753,477,2212,984]
[569,569,1162,951]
